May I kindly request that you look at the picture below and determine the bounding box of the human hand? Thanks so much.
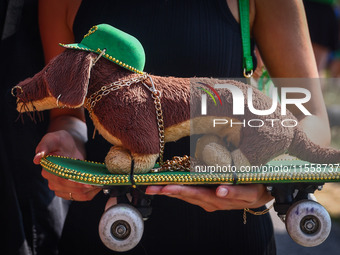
[34,130,101,201]
[145,184,273,212]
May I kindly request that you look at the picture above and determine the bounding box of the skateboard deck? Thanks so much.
[40,155,340,186]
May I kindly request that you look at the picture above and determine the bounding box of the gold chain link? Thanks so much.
[243,204,273,224]
[151,90,165,166]
[154,155,190,172]
[85,74,148,113]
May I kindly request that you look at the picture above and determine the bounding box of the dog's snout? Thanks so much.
[11,86,24,97]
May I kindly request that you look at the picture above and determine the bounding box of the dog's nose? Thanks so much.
[11,86,23,97]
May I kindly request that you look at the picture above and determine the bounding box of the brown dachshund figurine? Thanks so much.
[12,24,340,174]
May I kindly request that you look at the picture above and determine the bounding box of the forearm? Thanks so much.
[253,0,331,146]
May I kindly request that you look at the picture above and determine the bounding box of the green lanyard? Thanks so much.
[239,0,254,77]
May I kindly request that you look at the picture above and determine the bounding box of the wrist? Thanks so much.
[48,115,88,157]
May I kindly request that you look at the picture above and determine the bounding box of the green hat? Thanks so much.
[60,24,145,74]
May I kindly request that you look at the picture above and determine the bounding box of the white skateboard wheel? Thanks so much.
[99,203,144,252]
[285,199,331,247]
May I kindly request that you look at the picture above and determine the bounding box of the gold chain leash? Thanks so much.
[151,90,165,166]
[159,155,191,172]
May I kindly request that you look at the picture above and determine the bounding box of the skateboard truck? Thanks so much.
[103,185,153,220]
[100,159,153,251]
[99,185,152,252]
[267,183,323,221]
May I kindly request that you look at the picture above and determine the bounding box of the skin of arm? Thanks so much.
[253,0,331,146]
[38,0,84,140]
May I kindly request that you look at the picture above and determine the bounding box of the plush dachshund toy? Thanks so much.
[12,24,340,174]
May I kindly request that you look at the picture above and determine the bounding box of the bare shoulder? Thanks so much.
[39,0,82,62]
[39,0,81,31]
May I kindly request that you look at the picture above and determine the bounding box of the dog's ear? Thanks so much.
[44,49,93,108]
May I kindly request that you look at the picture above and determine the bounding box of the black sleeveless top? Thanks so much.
[59,1,275,255]
[73,0,256,77]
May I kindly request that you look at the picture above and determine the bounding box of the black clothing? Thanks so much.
[73,0,257,78]
[59,1,275,254]
[1,1,69,254]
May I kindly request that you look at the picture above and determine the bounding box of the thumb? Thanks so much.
[33,151,45,165]
[33,132,62,165]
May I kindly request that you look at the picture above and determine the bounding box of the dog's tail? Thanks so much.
[288,128,340,164]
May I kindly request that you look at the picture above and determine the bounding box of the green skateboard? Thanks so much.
[41,155,340,251]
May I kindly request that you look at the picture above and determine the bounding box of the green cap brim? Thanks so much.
[59,24,145,74]
[60,42,145,74]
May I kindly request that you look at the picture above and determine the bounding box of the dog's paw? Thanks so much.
[131,153,158,174]
[105,146,158,174]
[201,143,232,166]
[105,146,132,174]
[195,134,232,166]
[231,149,251,169]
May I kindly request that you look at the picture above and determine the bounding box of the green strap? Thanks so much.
[239,0,254,76]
